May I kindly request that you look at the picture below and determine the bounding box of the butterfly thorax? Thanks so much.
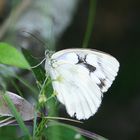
[45,50,55,73]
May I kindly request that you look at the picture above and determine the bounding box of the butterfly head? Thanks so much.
[45,50,54,58]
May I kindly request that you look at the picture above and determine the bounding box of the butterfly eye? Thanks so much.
[45,50,50,56]
[45,50,54,58]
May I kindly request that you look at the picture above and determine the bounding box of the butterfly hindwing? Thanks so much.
[48,63,102,120]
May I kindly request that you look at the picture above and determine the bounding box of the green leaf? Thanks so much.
[22,48,46,85]
[0,43,30,69]
[44,122,86,140]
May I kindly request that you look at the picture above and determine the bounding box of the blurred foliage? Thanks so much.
[45,122,86,140]
[0,126,17,139]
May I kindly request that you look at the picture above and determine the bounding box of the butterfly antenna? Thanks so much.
[21,30,47,48]
[31,58,46,69]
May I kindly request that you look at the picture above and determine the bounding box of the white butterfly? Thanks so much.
[45,48,120,120]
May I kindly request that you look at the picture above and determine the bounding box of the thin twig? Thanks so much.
[0,117,16,127]
[0,116,13,124]
[45,116,83,124]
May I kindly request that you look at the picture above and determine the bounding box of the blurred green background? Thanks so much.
[0,0,139,140]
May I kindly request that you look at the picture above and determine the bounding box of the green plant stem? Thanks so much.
[35,118,48,137]
[33,111,38,139]
[3,92,31,138]
[82,0,97,48]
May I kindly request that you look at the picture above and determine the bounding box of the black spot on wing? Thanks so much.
[98,79,105,89]
[83,63,96,73]
[76,54,96,73]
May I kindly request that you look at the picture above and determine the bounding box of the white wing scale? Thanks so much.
[45,49,120,120]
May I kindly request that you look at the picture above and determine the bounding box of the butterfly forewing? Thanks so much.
[45,49,120,120]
